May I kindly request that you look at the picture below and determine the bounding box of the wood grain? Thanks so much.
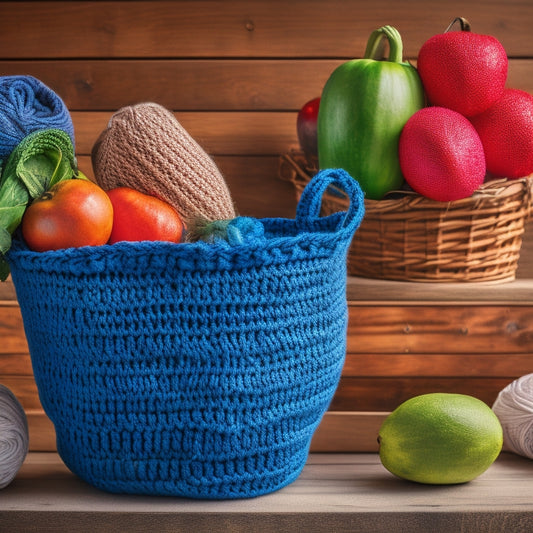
[2,451,533,533]
[348,306,533,354]
[330,376,514,411]
[0,376,41,410]
[1,1,532,58]
[1,59,532,111]
[311,411,385,452]
[70,111,299,155]
[0,60,338,112]
[0,306,30,354]
[26,411,56,452]
[346,275,533,303]
[0,353,32,375]
[343,353,533,378]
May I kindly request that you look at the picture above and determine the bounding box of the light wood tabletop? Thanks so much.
[2,451,533,532]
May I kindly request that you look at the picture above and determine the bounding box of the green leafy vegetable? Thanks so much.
[0,129,78,280]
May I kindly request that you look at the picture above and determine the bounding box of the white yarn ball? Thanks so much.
[492,373,533,459]
[0,383,29,489]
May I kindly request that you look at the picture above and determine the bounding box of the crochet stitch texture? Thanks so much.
[8,169,364,499]
[91,102,236,222]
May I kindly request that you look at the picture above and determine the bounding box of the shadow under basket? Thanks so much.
[280,150,533,283]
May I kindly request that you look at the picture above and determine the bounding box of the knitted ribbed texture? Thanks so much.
[91,102,236,222]
[0,75,74,159]
[8,169,364,499]
[0,384,29,489]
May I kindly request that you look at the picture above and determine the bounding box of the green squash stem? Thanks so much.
[364,25,404,64]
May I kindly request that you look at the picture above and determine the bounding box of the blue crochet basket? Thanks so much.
[7,169,364,499]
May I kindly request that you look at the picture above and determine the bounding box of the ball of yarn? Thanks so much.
[186,216,265,245]
[492,373,533,459]
[0,383,29,489]
[91,102,236,223]
[0,75,75,159]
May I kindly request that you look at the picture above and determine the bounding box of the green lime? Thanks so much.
[378,393,503,484]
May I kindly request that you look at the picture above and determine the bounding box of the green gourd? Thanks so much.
[317,26,425,200]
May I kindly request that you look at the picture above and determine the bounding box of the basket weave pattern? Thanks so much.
[280,151,533,282]
[8,169,364,499]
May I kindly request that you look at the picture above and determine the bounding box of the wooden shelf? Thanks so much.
[347,276,533,305]
[2,452,533,532]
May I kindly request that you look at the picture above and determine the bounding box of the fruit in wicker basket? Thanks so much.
[399,106,486,201]
[470,88,533,178]
[297,97,320,157]
[317,25,424,200]
[107,187,184,244]
[378,393,503,485]
[417,17,508,117]
[22,179,113,252]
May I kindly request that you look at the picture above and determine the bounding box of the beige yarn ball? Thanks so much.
[492,373,533,459]
[91,102,236,223]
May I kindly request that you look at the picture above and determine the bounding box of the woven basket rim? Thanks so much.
[280,149,533,216]
[279,150,533,283]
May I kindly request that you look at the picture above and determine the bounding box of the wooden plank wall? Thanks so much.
[0,1,532,453]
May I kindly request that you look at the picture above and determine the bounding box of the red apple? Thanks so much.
[297,97,320,156]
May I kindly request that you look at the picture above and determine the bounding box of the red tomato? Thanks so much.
[22,179,114,252]
[106,187,184,244]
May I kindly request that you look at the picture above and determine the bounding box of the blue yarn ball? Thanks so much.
[0,75,74,160]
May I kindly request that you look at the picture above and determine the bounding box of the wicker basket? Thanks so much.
[280,150,533,283]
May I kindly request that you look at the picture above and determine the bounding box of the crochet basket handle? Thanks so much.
[295,168,365,237]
